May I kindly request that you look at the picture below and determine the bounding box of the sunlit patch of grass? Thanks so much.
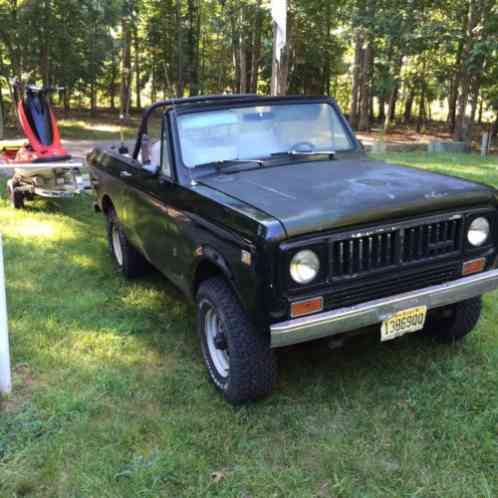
[59,119,124,133]
[58,118,137,141]
[56,115,162,141]
[372,151,498,187]
[0,153,497,497]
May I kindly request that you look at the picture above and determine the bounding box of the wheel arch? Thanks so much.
[191,244,269,333]
[192,247,234,297]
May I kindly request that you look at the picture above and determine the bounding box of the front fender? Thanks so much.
[191,244,270,332]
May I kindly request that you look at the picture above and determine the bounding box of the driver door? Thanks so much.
[125,114,184,287]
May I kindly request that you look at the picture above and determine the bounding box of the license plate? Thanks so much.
[381,306,427,342]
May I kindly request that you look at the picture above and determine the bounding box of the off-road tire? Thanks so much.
[106,208,149,278]
[7,182,24,209]
[425,297,482,343]
[197,277,277,404]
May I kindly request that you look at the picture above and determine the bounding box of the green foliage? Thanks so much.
[0,0,497,128]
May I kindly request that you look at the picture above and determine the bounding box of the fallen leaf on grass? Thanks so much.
[317,480,332,497]
[211,470,226,483]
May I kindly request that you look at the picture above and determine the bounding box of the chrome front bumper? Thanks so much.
[270,269,498,348]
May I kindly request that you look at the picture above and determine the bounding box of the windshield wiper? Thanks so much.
[271,150,336,159]
[196,159,264,171]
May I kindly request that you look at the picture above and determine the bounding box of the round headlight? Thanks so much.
[290,250,320,284]
[467,217,490,247]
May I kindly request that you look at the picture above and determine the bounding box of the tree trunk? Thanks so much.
[384,87,398,131]
[389,88,398,121]
[176,0,185,97]
[350,30,363,128]
[121,13,132,116]
[187,0,200,96]
[416,86,426,133]
[63,88,71,114]
[358,42,373,131]
[151,63,157,103]
[478,99,483,125]
[384,50,403,131]
[447,86,458,132]
[448,38,463,132]
[40,0,51,86]
[134,28,142,110]
[404,89,414,123]
[454,0,479,142]
[239,33,248,93]
[384,86,397,130]
[455,76,472,143]
[2,1,22,82]
[0,83,4,139]
[90,84,97,115]
[250,0,263,92]
[323,1,332,96]
[466,76,481,142]
[231,9,241,93]
[109,56,117,110]
[378,94,386,121]
[199,24,206,94]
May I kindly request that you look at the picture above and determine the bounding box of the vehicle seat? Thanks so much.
[150,140,161,167]
[236,124,279,159]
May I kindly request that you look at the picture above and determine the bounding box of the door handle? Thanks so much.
[120,171,133,178]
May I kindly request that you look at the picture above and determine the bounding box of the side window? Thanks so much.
[140,107,162,166]
[161,119,172,177]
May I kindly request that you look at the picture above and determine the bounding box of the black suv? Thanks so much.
[88,95,498,404]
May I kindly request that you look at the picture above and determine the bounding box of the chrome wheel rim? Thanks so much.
[112,224,124,266]
[204,303,229,378]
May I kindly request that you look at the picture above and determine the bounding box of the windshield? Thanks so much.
[177,103,353,168]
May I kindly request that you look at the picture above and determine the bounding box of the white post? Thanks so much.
[0,234,12,395]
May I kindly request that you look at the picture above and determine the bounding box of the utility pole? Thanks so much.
[270,0,288,96]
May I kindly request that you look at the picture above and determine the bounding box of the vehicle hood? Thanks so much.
[199,159,497,238]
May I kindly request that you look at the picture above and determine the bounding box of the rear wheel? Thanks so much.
[7,181,24,209]
[197,277,277,404]
[106,208,149,278]
[424,297,482,343]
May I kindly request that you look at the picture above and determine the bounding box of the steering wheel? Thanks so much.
[290,141,315,153]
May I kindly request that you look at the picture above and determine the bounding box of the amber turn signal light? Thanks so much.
[291,297,323,318]
[462,258,486,276]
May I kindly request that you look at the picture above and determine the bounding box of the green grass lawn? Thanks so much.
[0,152,497,498]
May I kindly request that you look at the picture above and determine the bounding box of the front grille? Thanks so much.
[332,231,398,278]
[402,218,462,263]
[330,216,463,281]
[323,262,461,311]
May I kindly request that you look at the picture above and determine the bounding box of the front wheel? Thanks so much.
[197,277,277,404]
[424,297,482,343]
